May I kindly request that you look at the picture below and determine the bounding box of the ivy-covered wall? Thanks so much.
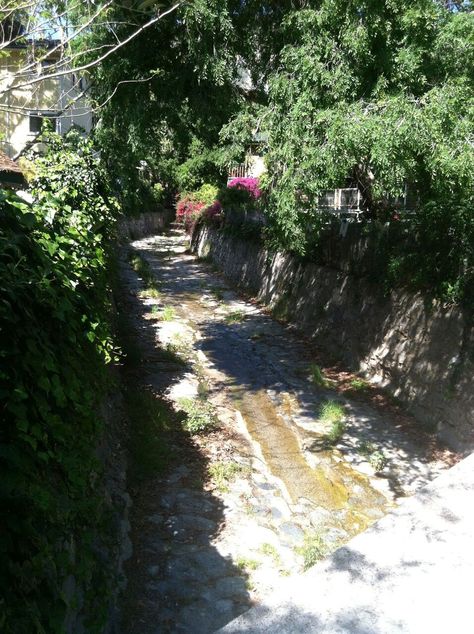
[0,134,124,633]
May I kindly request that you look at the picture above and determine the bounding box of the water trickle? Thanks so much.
[233,388,385,517]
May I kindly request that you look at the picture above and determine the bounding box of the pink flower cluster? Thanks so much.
[176,196,224,232]
[176,195,206,229]
[227,177,262,200]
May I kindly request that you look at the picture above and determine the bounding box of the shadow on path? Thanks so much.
[116,251,252,634]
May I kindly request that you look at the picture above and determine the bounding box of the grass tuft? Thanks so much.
[160,305,176,321]
[140,287,161,299]
[177,397,216,434]
[235,556,259,573]
[225,310,245,324]
[296,533,327,571]
[319,400,346,444]
[349,377,370,392]
[208,461,246,492]
[259,543,281,566]
[310,363,328,387]
[319,400,345,424]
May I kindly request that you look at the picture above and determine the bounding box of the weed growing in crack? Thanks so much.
[310,363,329,387]
[259,543,282,566]
[167,333,192,357]
[349,377,370,392]
[211,287,224,301]
[319,400,346,444]
[197,380,210,396]
[225,310,245,324]
[358,441,388,472]
[319,400,345,424]
[326,419,346,444]
[150,304,161,314]
[208,461,246,493]
[235,556,260,573]
[161,306,176,321]
[140,286,161,299]
[129,251,163,300]
[296,533,327,571]
[129,252,152,281]
[369,451,388,472]
[177,397,216,434]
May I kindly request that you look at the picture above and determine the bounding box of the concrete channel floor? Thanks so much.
[219,452,474,633]
[121,231,461,632]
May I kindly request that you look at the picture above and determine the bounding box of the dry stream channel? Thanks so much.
[119,229,457,634]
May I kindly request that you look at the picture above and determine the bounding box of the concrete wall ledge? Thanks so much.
[218,453,474,633]
[118,209,173,241]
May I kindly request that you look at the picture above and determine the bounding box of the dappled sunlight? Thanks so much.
[120,228,459,631]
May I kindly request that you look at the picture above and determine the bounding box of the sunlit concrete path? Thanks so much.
[219,453,474,633]
[119,229,458,633]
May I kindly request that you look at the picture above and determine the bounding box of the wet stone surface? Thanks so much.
[119,230,458,633]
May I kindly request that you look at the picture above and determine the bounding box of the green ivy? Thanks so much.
[0,132,119,632]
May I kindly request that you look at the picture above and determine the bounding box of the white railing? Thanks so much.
[228,160,252,181]
[317,188,364,220]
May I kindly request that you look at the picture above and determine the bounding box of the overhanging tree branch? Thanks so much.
[0,1,186,102]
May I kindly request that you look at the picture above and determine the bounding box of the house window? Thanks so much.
[29,112,58,134]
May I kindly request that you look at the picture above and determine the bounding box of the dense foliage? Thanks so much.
[252,1,473,304]
[0,133,119,632]
[259,3,473,256]
[73,0,243,212]
[75,0,473,305]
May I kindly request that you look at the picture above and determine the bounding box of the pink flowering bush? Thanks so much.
[227,177,262,200]
[175,184,222,232]
[176,195,206,231]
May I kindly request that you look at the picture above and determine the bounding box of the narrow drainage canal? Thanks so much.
[118,229,458,634]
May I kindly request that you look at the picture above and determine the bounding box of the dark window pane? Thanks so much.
[29,115,42,133]
[29,114,57,133]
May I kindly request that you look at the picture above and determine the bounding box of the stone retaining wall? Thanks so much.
[118,209,173,241]
[192,226,474,453]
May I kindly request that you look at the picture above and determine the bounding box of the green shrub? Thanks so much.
[196,183,219,206]
[152,182,165,204]
[219,183,255,212]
